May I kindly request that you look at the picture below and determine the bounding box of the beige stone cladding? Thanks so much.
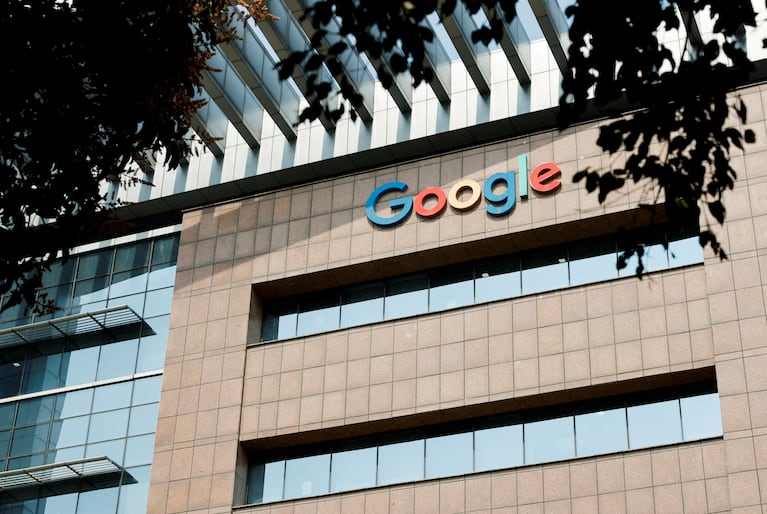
[147,84,767,513]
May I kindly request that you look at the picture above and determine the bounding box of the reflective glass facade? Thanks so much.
[0,234,178,514]
[245,385,722,505]
[262,228,702,342]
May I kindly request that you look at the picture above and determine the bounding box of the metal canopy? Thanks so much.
[0,456,133,502]
[0,305,145,352]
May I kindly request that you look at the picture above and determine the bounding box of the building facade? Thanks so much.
[3,1,767,513]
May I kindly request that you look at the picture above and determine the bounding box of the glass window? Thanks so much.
[475,258,520,303]
[49,416,89,449]
[429,267,474,312]
[7,453,44,470]
[85,438,126,464]
[41,260,76,288]
[147,264,176,290]
[296,295,340,337]
[38,491,78,513]
[0,430,10,459]
[114,242,150,273]
[262,302,298,341]
[283,453,330,499]
[75,484,119,514]
[0,362,23,399]
[627,399,682,449]
[107,292,145,316]
[87,409,129,443]
[35,283,73,315]
[128,404,159,436]
[76,251,113,280]
[93,382,133,412]
[524,415,575,464]
[16,396,54,426]
[425,431,473,479]
[131,376,162,406]
[618,238,668,277]
[109,269,148,298]
[46,444,85,464]
[384,274,428,320]
[680,393,723,441]
[20,354,61,394]
[340,283,384,328]
[96,340,138,380]
[330,445,377,493]
[59,346,99,386]
[0,404,15,430]
[10,424,50,456]
[248,460,285,504]
[377,437,424,486]
[54,389,93,419]
[575,407,628,457]
[151,235,180,266]
[474,422,523,472]
[668,235,703,268]
[123,434,155,467]
[521,248,569,295]
[569,239,618,286]
[144,287,173,316]
[136,319,168,373]
[117,465,151,514]
[73,276,110,304]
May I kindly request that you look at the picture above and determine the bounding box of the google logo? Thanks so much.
[365,157,562,227]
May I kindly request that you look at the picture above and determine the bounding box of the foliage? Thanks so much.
[282,0,758,274]
[0,0,271,314]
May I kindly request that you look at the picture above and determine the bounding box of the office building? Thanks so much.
[2,1,767,512]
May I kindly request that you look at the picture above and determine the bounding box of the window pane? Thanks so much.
[0,430,10,459]
[11,424,50,456]
[38,492,78,514]
[144,287,174,316]
[668,235,703,268]
[474,423,523,472]
[619,240,668,277]
[49,416,89,449]
[296,295,340,337]
[124,434,155,467]
[262,302,298,341]
[429,267,474,312]
[128,403,159,436]
[117,465,151,514]
[681,393,722,441]
[114,242,150,272]
[378,438,424,486]
[521,248,569,295]
[41,260,76,287]
[75,484,118,514]
[425,431,473,479]
[60,347,99,386]
[76,251,113,279]
[569,239,618,286]
[475,258,520,303]
[340,283,384,328]
[93,382,132,412]
[20,354,61,394]
[109,269,148,298]
[85,438,126,464]
[96,340,138,380]
[73,276,110,304]
[16,396,54,426]
[524,416,575,464]
[147,264,176,290]
[131,376,162,405]
[87,409,129,442]
[283,454,330,499]
[151,235,180,266]
[575,407,628,457]
[384,274,428,320]
[248,460,285,504]
[54,389,93,419]
[136,315,169,373]
[627,399,682,449]
[0,404,13,430]
[0,363,23,399]
[330,446,377,492]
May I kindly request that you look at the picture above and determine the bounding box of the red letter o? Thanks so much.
[414,187,447,217]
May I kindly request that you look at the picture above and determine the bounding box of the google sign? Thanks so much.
[365,156,562,227]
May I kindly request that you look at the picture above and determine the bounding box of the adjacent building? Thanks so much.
[3,1,767,513]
